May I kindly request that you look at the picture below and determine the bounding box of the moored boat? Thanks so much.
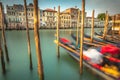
[71,33,120,63]
[54,37,120,80]
[94,32,120,44]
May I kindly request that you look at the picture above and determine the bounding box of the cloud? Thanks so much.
[85,0,120,16]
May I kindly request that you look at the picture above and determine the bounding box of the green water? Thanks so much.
[0,29,103,80]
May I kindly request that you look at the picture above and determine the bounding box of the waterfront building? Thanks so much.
[6,3,87,29]
[26,3,34,29]
[39,9,44,28]
[85,17,91,27]
[6,3,40,29]
[6,4,24,29]
[111,14,120,31]
[61,7,83,28]
[94,18,100,27]
[98,20,105,27]
[85,17,100,27]
[96,20,112,28]
[113,14,120,20]
[85,16,112,28]
[42,7,84,29]
[42,8,57,29]
[62,7,78,28]
[42,7,86,29]
[60,12,71,28]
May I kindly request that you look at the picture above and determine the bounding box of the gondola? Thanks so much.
[54,37,120,80]
[94,32,120,44]
[71,33,120,62]
[72,33,119,47]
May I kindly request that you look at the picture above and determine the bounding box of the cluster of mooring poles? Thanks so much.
[1,0,120,79]
[55,0,118,75]
[24,0,44,79]
[0,0,44,79]
[56,0,85,74]
[97,11,120,42]
[110,13,119,40]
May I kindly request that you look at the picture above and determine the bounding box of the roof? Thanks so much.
[63,8,78,11]
[115,14,120,16]
[43,8,57,12]
[60,12,70,14]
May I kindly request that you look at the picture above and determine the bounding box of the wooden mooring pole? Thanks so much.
[76,9,80,46]
[24,0,33,70]
[56,6,60,58]
[91,10,94,42]
[103,11,109,39]
[0,2,9,63]
[80,0,85,74]
[112,16,115,38]
[0,39,6,74]
[118,22,120,35]
[33,0,44,79]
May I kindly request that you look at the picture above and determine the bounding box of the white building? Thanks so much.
[85,17,100,27]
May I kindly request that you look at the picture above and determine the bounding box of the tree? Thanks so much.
[97,13,105,21]
[97,13,112,21]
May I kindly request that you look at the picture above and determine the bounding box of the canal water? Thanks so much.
[0,28,103,80]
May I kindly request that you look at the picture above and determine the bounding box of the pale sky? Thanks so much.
[1,0,120,17]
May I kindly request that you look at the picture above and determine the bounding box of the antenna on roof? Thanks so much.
[75,6,77,8]
[54,6,56,11]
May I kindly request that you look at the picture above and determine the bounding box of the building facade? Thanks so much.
[26,3,34,29]
[61,8,82,28]
[85,17,101,27]
[112,14,120,31]
[85,17,112,28]
[42,8,57,29]
[39,9,43,28]
[6,3,87,29]
[3,2,118,30]
[60,12,71,28]
[6,4,24,29]
[42,7,83,29]
[6,3,40,29]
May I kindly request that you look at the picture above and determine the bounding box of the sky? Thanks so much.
[1,0,120,17]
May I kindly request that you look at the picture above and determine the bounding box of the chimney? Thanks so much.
[75,6,77,9]
[54,7,56,11]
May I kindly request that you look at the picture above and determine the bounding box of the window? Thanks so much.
[49,12,52,15]
[19,13,21,16]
